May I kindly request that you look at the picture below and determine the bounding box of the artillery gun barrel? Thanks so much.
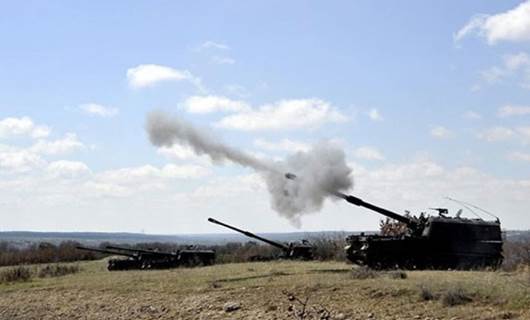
[208,218,289,251]
[284,172,413,226]
[75,246,136,258]
[106,245,176,257]
[334,192,413,226]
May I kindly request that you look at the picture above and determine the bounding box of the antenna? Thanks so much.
[445,197,499,220]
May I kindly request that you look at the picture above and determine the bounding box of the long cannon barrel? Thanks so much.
[335,193,414,226]
[76,246,136,258]
[283,172,414,226]
[208,218,288,250]
[106,245,176,257]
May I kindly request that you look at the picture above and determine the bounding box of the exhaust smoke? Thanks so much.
[146,111,353,226]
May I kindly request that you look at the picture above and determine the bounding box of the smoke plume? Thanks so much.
[146,111,353,226]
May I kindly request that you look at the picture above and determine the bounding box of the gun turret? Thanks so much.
[208,217,289,251]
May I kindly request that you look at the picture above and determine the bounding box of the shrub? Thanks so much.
[351,266,379,279]
[419,286,435,301]
[0,266,32,283]
[309,234,346,261]
[441,287,472,306]
[387,270,407,279]
[38,264,80,278]
[502,239,530,271]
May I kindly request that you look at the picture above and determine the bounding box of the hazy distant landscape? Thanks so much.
[1,230,528,247]
[0,230,355,247]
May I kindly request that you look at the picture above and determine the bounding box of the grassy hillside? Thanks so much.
[0,260,528,319]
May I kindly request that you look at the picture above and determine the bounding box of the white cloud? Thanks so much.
[80,103,119,117]
[430,126,454,139]
[367,108,383,121]
[199,41,230,50]
[31,133,84,155]
[477,126,530,144]
[479,53,530,88]
[353,146,384,161]
[477,126,515,142]
[185,173,264,201]
[505,52,530,70]
[161,164,210,179]
[352,159,530,226]
[463,111,482,120]
[81,164,211,198]
[508,151,530,162]
[455,1,530,44]
[480,66,506,84]
[0,146,44,173]
[216,99,347,131]
[211,56,236,65]
[253,138,310,153]
[157,145,202,161]
[517,126,530,143]
[96,164,210,184]
[181,95,250,114]
[46,160,91,178]
[155,145,214,167]
[498,105,530,117]
[224,84,249,98]
[126,64,203,90]
[0,117,50,139]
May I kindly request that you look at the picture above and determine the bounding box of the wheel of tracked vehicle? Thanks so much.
[107,260,115,271]
[141,260,152,270]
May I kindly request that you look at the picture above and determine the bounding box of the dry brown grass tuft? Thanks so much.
[0,266,32,283]
[38,264,80,278]
[351,266,379,279]
[441,286,473,306]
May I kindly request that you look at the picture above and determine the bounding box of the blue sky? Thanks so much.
[1,1,530,233]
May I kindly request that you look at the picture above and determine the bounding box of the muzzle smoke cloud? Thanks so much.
[146,111,353,226]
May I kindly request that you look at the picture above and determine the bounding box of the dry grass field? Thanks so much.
[0,259,528,320]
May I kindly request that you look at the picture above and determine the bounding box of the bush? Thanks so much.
[419,287,435,301]
[0,240,98,267]
[387,270,407,279]
[351,266,379,279]
[0,266,32,283]
[38,264,80,278]
[309,234,346,261]
[502,239,530,271]
[441,287,472,307]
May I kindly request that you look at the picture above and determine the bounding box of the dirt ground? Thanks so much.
[0,260,528,320]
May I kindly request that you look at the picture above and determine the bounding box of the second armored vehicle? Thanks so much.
[76,245,215,271]
[208,217,314,260]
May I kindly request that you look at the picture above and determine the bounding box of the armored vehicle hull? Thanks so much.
[346,219,503,270]
[208,217,314,260]
[341,195,503,270]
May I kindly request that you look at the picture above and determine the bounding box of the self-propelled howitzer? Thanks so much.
[75,246,143,271]
[106,245,215,267]
[340,194,503,270]
[207,218,313,260]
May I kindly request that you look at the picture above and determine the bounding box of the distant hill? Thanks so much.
[0,230,357,247]
[0,230,527,247]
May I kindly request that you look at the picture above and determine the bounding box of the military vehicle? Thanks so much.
[76,246,144,271]
[208,217,314,260]
[76,245,215,271]
[106,245,216,268]
[338,193,503,270]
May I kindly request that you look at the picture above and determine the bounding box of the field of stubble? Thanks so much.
[0,259,528,320]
